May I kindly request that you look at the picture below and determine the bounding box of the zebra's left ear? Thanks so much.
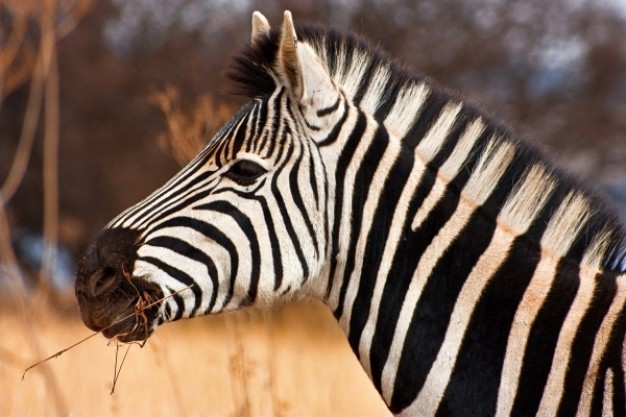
[277,11,340,133]
[251,11,270,44]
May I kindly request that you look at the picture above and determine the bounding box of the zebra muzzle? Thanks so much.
[75,227,163,342]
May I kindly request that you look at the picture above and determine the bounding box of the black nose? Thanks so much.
[75,227,141,298]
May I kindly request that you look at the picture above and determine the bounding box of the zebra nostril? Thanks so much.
[76,227,141,304]
[89,266,117,297]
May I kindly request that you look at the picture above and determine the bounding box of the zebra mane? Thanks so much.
[227,22,626,274]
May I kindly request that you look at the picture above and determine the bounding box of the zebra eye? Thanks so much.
[225,159,267,185]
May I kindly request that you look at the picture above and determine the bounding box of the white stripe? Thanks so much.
[383,82,429,139]
[411,118,484,231]
[335,50,370,99]
[535,264,598,415]
[496,192,592,417]
[576,276,626,416]
[462,139,515,205]
[326,115,379,311]
[360,64,391,115]
[357,158,428,378]
[339,139,403,339]
[540,191,591,259]
[416,103,462,162]
[603,369,615,417]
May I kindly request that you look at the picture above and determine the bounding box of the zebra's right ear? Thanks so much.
[251,11,270,44]
[277,11,342,139]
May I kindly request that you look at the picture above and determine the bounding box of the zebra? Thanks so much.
[75,10,626,417]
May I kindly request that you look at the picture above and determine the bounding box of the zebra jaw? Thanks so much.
[75,227,164,343]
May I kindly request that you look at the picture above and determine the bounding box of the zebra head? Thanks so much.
[75,11,344,342]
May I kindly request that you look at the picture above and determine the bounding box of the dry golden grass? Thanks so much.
[2,298,391,417]
[151,86,235,166]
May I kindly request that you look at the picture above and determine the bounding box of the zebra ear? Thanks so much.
[251,11,270,44]
[278,11,339,129]
[278,11,302,97]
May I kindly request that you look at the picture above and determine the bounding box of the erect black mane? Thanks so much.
[226,23,420,99]
[226,28,281,98]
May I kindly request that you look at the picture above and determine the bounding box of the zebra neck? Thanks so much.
[318,153,626,413]
[312,101,626,412]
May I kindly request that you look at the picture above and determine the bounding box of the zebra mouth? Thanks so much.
[101,290,162,343]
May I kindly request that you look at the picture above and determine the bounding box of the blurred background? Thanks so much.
[1,0,626,415]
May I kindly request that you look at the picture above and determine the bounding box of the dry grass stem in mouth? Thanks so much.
[21,285,194,381]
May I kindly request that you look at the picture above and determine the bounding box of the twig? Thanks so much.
[21,328,101,380]
[22,284,194,380]
[110,341,132,395]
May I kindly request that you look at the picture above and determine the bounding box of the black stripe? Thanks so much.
[402,90,447,149]
[144,235,218,314]
[589,298,626,417]
[373,77,401,122]
[556,272,617,416]
[317,95,341,117]
[590,366,607,417]
[243,105,256,153]
[393,151,521,413]
[167,288,186,321]
[304,120,321,131]
[193,200,261,306]
[288,147,320,256]
[230,115,249,155]
[208,186,283,292]
[318,99,349,147]
[257,103,271,153]
[432,180,557,416]
[136,171,215,227]
[257,196,284,291]
[143,186,216,227]
[390,196,497,412]
[308,140,320,210]
[162,299,172,322]
[370,121,491,391]
[510,259,580,416]
[271,126,290,168]
[325,110,368,298]
[369,124,487,393]
[352,60,376,106]
[270,142,310,283]
[139,256,197,319]
[347,145,414,353]
[613,365,626,417]
[436,234,542,416]
[263,89,284,157]
[335,126,389,320]
[215,118,241,164]
[321,156,330,256]
[154,217,239,310]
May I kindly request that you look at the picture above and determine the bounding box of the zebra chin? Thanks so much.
[74,227,164,343]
